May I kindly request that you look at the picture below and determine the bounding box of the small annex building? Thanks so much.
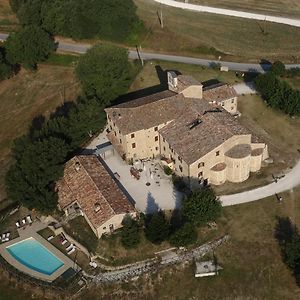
[56,155,136,238]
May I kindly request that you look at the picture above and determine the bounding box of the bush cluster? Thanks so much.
[121,188,222,248]
[255,72,300,116]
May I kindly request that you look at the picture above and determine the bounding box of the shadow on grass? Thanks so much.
[274,216,300,286]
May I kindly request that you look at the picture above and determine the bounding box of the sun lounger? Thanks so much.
[21,218,26,225]
[62,239,68,245]
[26,215,33,224]
[1,233,6,240]
[15,221,20,228]
[67,247,76,255]
[66,243,74,251]
[47,235,54,241]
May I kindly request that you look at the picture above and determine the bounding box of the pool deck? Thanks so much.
[0,221,80,282]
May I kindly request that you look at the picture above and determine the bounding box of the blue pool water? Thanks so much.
[6,237,64,275]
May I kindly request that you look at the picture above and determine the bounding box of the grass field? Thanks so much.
[0,0,18,32]
[186,0,300,18]
[134,0,300,62]
[81,187,300,300]
[0,65,80,203]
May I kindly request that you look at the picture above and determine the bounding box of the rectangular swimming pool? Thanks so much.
[6,237,64,276]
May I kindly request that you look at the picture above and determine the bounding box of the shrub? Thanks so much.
[164,166,173,176]
[182,188,222,226]
[145,211,169,244]
[121,215,140,249]
[169,222,197,247]
[270,60,286,76]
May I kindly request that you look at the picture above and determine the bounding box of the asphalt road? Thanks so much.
[1,33,300,73]
[155,0,300,28]
[220,162,300,206]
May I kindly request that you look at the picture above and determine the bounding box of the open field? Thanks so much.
[0,65,80,203]
[134,0,300,63]
[82,188,300,300]
[0,0,18,32]
[186,0,300,18]
[129,60,243,92]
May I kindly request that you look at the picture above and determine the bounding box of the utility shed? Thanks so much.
[195,261,222,278]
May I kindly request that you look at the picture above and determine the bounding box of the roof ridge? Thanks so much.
[77,155,116,215]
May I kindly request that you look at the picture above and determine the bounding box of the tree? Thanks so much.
[145,211,169,244]
[0,48,13,81]
[5,25,55,69]
[270,61,286,76]
[10,0,144,43]
[121,215,140,249]
[6,137,69,212]
[169,222,197,247]
[182,188,222,226]
[76,44,134,104]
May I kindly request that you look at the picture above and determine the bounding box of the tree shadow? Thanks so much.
[112,65,181,106]
[259,59,272,72]
[274,216,296,246]
[274,216,300,286]
[145,192,159,215]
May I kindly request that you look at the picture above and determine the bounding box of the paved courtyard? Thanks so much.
[100,153,183,213]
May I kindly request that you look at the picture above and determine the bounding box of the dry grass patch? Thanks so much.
[82,189,300,300]
[186,0,300,18]
[0,0,18,32]
[134,0,300,62]
[0,65,80,203]
[129,60,242,92]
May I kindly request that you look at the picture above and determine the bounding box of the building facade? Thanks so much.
[57,155,136,238]
[105,72,268,187]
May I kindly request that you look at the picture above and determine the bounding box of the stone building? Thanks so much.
[57,155,136,238]
[105,72,268,187]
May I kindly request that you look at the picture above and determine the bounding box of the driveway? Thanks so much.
[154,0,300,27]
[220,161,300,206]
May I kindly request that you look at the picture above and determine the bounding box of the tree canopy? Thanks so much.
[145,211,169,244]
[121,215,141,249]
[255,72,300,116]
[10,0,143,42]
[76,44,134,104]
[5,97,106,212]
[169,222,197,247]
[5,25,55,68]
[0,47,13,81]
[182,188,222,226]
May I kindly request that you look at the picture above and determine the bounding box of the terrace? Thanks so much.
[0,219,81,282]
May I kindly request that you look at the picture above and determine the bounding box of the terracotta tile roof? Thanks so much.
[159,104,251,165]
[57,155,135,229]
[203,83,237,103]
[106,93,188,134]
[211,162,227,172]
[175,75,202,93]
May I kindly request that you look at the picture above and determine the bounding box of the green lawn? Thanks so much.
[134,0,300,62]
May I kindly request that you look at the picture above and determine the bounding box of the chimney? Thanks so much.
[167,71,178,91]
[75,161,80,172]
